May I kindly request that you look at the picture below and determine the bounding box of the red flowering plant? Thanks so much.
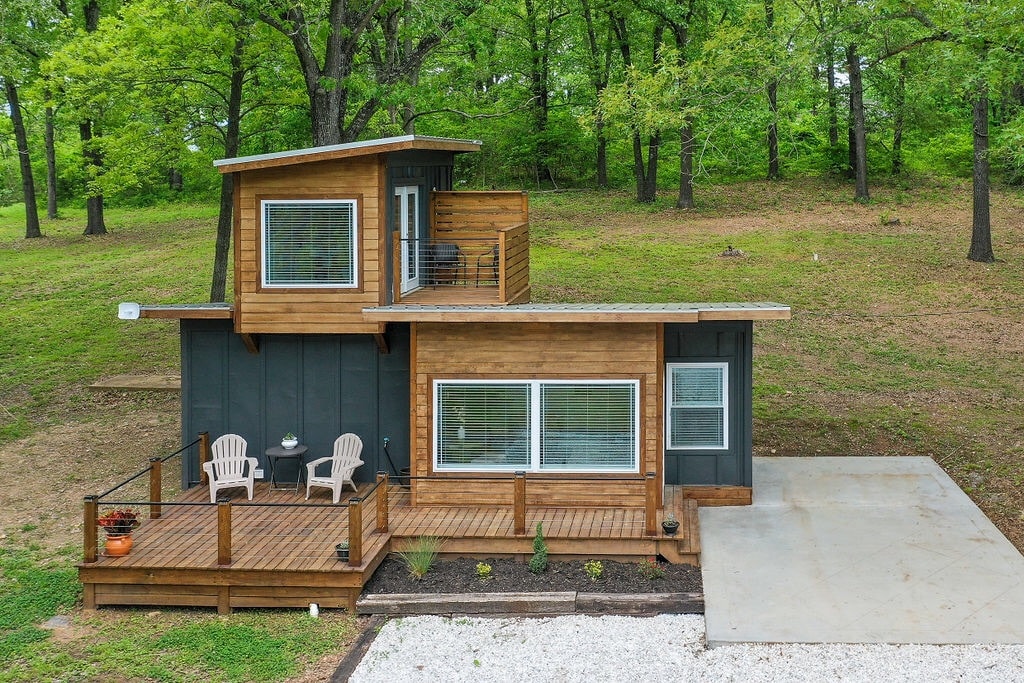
[97,507,140,537]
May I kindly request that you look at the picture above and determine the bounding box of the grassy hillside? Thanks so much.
[1,177,1022,679]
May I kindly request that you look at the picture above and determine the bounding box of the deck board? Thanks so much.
[81,483,699,612]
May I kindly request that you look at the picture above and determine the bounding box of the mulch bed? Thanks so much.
[361,557,702,595]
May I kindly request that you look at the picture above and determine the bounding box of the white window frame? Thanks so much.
[665,362,729,450]
[261,199,359,289]
[433,378,640,473]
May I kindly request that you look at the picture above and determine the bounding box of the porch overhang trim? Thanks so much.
[132,303,235,320]
[361,302,791,323]
[214,135,482,173]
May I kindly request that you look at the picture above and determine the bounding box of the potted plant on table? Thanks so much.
[281,432,299,449]
[98,507,140,556]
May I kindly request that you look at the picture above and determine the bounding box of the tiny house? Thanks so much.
[136,135,789,508]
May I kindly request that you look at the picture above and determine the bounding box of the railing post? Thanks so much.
[392,231,402,303]
[83,496,98,563]
[514,471,526,536]
[498,230,507,302]
[199,431,211,485]
[645,471,658,536]
[149,457,162,519]
[348,497,363,567]
[217,498,232,566]
[376,472,389,533]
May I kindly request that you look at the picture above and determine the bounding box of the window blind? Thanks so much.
[540,383,636,470]
[436,383,530,469]
[262,200,357,287]
[668,364,728,449]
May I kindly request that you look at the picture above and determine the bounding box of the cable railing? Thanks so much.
[84,445,665,570]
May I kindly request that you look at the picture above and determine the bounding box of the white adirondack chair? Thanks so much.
[203,434,258,503]
[305,433,364,504]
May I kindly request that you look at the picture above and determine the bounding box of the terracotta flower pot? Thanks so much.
[105,535,133,556]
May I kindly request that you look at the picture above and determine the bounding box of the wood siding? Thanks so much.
[235,157,385,334]
[411,322,661,507]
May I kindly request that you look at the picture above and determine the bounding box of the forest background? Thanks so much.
[2,0,1023,254]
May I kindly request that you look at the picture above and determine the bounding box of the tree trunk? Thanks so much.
[581,0,609,188]
[4,78,41,239]
[826,55,839,148]
[767,80,780,180]
[765,0,780,180]
[968,94,994,262]
[891,56,907,176]
[44,90,58,219]
[847,43,869,202]
[81,0,106,235]
[677,124,695,208]
[168,168,183,192]
[642,133,660,203]
[211,33,246,303]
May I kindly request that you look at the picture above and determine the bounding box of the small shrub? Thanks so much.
[528,522,548,574]
[583,560,603,581]
[637,557,666,580]
[475,562,493,581]
[396,536,442,580]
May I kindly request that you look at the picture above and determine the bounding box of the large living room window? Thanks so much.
[434,379,639,472]
[666,362,729,449]
[262,199,358,288]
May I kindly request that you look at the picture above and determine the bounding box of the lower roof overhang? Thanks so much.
[133,303,234,320]
[361,302,791,324]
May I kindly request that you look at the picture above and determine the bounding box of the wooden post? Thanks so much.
[149,457,162,519]
[217,498,232,566]
[376,472,389,533]
[514,471,526,536]
[348,497,363,567]
[498,231,507,302]
[83,496,98,563]
[198,431,211,485]
[644,472,658,536]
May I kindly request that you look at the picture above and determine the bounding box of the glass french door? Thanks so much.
[395,186,420,293]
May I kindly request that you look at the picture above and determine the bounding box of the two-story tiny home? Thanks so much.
[136,135,788,510]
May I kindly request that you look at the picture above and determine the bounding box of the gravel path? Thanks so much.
[350,614,1024,682]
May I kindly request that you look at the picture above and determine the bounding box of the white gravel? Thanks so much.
[349,614,1024,682]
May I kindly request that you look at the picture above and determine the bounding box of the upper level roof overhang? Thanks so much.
[213,135,482,174]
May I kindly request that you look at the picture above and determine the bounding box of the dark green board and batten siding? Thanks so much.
[663,321,753,487]
[180,319,411,487]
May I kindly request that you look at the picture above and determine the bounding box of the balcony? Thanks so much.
[392,191,530,305]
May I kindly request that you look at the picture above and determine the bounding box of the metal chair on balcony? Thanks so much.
[430,242,466,286]
[476,243,499,286]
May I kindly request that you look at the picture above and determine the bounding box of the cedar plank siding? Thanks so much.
[235,157,385,334]
[411,322,660,507]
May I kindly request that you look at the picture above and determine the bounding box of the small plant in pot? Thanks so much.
[281,432,299,449]
[98,507,140,556]
[335,541,349,562]
[662,513,680,536]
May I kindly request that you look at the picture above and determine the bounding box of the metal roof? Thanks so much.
[361,302,791,323]
[213,135,482,173]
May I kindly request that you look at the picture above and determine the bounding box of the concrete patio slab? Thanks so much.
[700,457,1024,646]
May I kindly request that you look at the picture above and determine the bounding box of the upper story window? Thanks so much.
[434,379,639,473]
[261,199,358,288]
[666,362,729,450]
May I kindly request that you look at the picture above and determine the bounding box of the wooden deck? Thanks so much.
[79,482,699,613]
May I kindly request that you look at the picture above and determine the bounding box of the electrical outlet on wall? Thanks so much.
[254,468,265,479]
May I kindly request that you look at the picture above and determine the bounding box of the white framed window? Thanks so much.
[261,199,358,288]
[434,379,639,472]
[666,362,729,450]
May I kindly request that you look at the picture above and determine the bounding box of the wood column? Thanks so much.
[513,471,526,536]
[149,457,162,519]
[199,431,211,485]
[83,496,98,563]
[376,472,389,533]
[645,472,658,536]
[348,497,363,567]
[217,498,232,566]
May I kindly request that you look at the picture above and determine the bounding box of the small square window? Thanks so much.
[262,200,358,288]
[667,363,728,449]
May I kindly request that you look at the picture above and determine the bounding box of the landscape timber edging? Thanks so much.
[356,591,704,616]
